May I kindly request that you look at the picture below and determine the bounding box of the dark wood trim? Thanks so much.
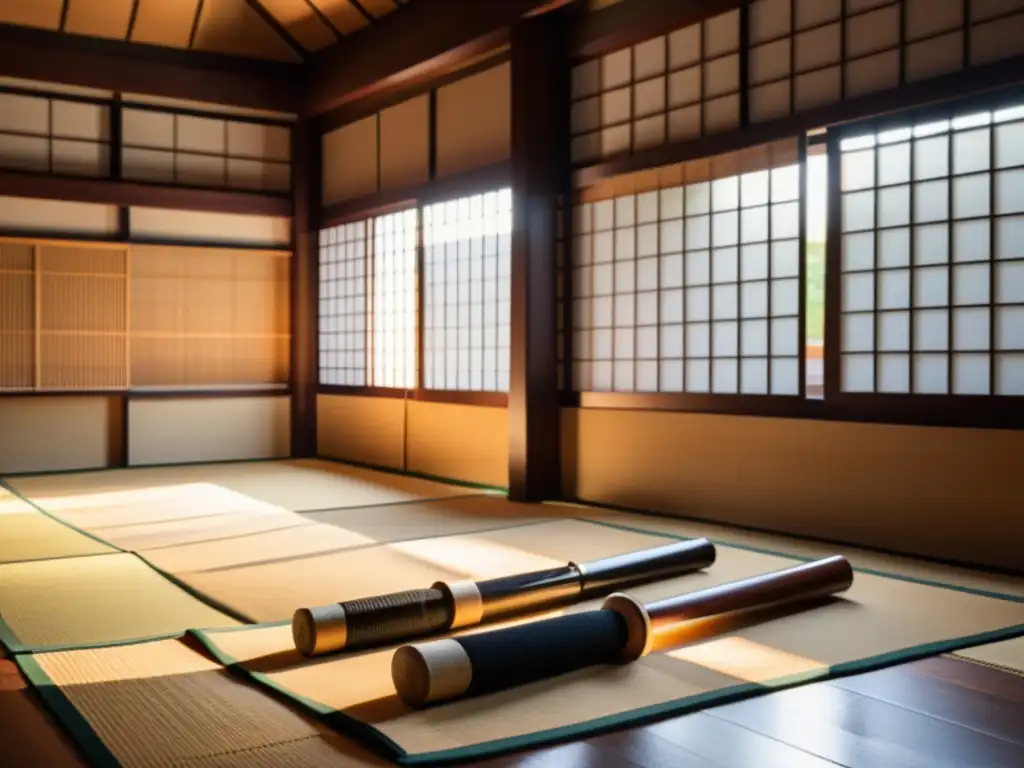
[565,392,1024,431]
[427,89,438,181]
[737,1,750,129]
[317,385,505,409]
[243,0,308,60]
[126,388,291,400]
[415,389,509,408]
[508,9,567,502]
[0,21,300,113]
[110,97,123,181]
[117,393,129,467]
[319,385,408,399]
[318,162,512,228]
[305,0,551,117]
[0,171,292,217]
[569,0,743,61]
[823,130,842,404]
[0,389,289,399]
[575,54,1024,187]
[290,119,318,458]
[313,49,512,135]
[123,236,290,251]
[317,385,509,408]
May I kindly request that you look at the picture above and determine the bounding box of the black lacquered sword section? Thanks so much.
[476,567,581,619]
[457,610,629,698]
[577,539,717,595]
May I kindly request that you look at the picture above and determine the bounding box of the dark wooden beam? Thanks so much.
[304,0,555,117]
[243,0,309,60]
[313,48,511,135]
[0,171,292,217]
[507,9,569,502]
[570,0,743,60]
[189,0,206,50]
[125,0,142,41]
[290,120,318,458]
[319,161,512,228]
[303,0,342,41]
[348,0,377,24]
[0,22,300,113]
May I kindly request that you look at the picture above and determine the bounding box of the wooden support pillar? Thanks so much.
[508,8,569,502]
[291,120,318,457]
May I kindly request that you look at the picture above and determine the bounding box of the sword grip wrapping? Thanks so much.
[343,589,454,649]
[293,588,453,656]
[392,609,629,707]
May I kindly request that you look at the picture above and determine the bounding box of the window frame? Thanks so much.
[315,178,513,409]
[821,83,1024,428]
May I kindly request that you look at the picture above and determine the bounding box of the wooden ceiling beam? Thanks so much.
[243,0,310,60]
[0,22,301,113]
[303,0,563,117]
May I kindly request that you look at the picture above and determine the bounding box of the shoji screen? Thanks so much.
[318,209,418,389]
[122,108,290,192]
[571,7,743,163]
[422,189,512,392]
[572,138,805,396]
[0,91,110,177]
[836,97,1024,396]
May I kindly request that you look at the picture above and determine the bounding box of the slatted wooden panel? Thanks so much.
[38,245,128,390]
[129,245,290,387]
[0,242,35,390]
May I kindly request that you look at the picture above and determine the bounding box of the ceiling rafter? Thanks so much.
[304,0,342,41]
[188,0,206,49]
[348,0,377,25]
[243,0,310,59]
[58,0,71,32]
[125,0,142,41]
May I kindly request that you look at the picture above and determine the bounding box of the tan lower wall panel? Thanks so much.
[316,394,405,471]
[406,401,508,488]
[128,396,290,466]
[567,408,1024,573]
[0,396,117,475]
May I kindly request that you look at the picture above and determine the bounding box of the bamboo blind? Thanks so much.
[0,242,34,390]
[129,245,290,387]
[0,238,290,392]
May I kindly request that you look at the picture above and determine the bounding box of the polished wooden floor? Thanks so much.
[2,652,1021,767]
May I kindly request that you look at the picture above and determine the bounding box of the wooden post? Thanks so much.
[507,8,570,501]
[290,119,319,457]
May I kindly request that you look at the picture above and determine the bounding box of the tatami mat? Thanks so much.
[953,637,1024,676]
[5,459,480,513]
[195,538,1024,764]
[0,501,114,565]
[302,495,571,543]
[179,519,673,623]
[0,553,241,652]
[19,639,389,767]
